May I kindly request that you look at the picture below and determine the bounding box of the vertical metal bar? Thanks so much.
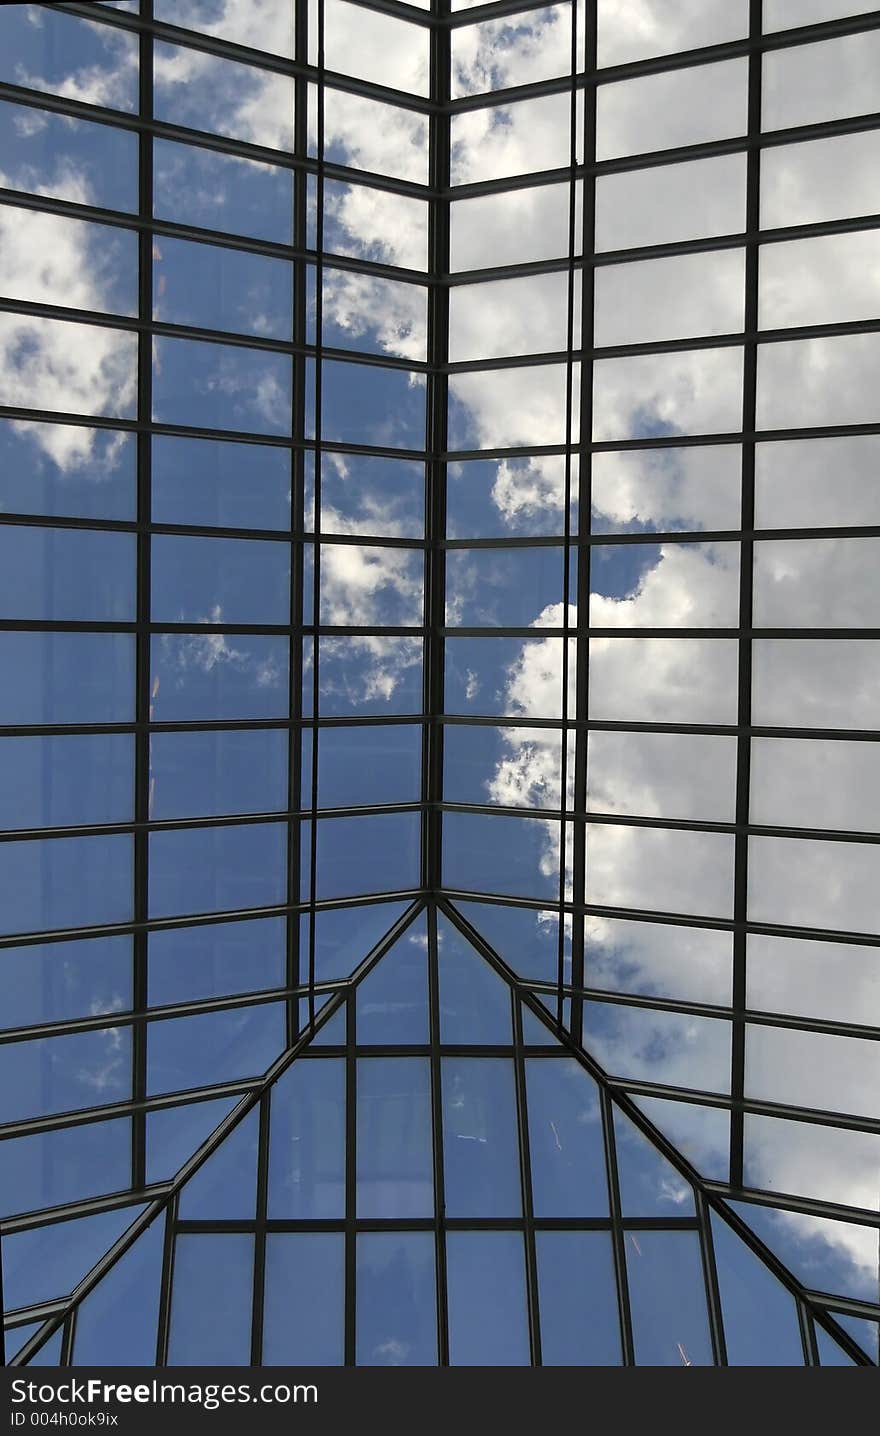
[59,1310,76,1367]
[249,1094,271,1364]
[799,1299,820,1366]
[306,0,328,1033]
[131,0,155,1195]
[427,901,449,1365]
[155,1199,176,1365]
[554,0,580,1032]
[423,0,451,897]
[600,1090,635,1365]
[695,1189,728,1366]
[512,994,542,1365]
[344,993,357,1365]
[730,0,763,1190]
[569,0,598,1044]
[287,0,310,1052]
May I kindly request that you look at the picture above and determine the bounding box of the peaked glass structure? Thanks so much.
[1,0,879,1369]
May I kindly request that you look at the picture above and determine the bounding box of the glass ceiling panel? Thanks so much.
[2,0,878,1372]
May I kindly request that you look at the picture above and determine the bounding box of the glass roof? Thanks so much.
[0,0,878,1368]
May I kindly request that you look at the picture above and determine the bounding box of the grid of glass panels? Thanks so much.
[1,0,878,1368]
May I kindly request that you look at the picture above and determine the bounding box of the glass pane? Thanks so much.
[587,731,737,822]
[593,348,744,441]
[626,1231,713,1367]
[0,314,137,420]
[308,900,410,984]
[0,420,136,522]
[154,43,295,151]
[0,628,122,734]
[595,251,744,347]
[154,236,293,339]
[356,1233,437,1367]
[710,1212,804,1366]
[761,130,880,229]
[149,729,288,821]
[762,30,880,130]
[437,911,513,1044]
[355,920,429,1045]
[3,1119,131,1219]
[312,812,420,900]
[614,1107,695,1218]
[356,1058,433,1219]
[586,915,732,1007]
[451,92,574,186]
[445,546,565,627]
[156,0,294,52]
[149,821,287,919]
[589,637,739,723]
[146,1003,284,1094]
[585,824,735,920]
[0,209,136,315]
[72,1218,164,1367]
[150,632,288,722]
[0,7,138,111]
[446,1231,530,1366]
[268,1059,346,1219]
[153,336,292,434]
[178,1107,259,1220]
[450,182,574,271]
[1,1208,143,1313]
[0,934,131,1030]
[536,1231,622,1366]
[168,1235,253,1366]
[0,733,133,829]
[448,272,570,364]
[526,1058,608,1217]
[0,833,132,937]
[317,725,422,808]
[598,0,748,65]
[746,933,880,1028]
[0,98,137,212]
[748,834,880,933]
[442,1057,521,1217]
[263,1234,344,1365]
[583,1002,732,1092]
[154,138,293,244]
[596,153,746,252]
[746,1024,879,1120]
[596,60,748,161]
[443,811,560,902]
[0,526,134,622]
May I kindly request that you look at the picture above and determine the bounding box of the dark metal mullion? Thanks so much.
[344,992,357,1365]
[249,1094,271,1364]
[694,1188,728,1366]
[307,0,327,1032]
[512,995,541,1365]
[424,0,451,1360]
[59,1309,76,1367]
[287,0,310,1055]
[569,0,597,1046]
[553,0,579,1031]
[600,1088,635,1365]
[798,1299,820,1365]
[130,0,154,1197]
[730,0,763,1190]
[422,2,450,898]
[427,901,449,1365]
[155,1200,176,1365]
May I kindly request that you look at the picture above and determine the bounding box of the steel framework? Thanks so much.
[0,0,879,1367]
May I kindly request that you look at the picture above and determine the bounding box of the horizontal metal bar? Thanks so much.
[443,889,880,949]
[0,887,426,953]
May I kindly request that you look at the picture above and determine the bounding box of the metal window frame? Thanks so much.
[1,0,879,1370]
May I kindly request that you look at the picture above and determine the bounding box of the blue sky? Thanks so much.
[1,0,879,1367]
